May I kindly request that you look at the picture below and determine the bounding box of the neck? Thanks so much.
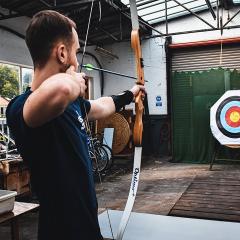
[31,62,61,91]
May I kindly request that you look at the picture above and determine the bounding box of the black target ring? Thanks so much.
[216,96,240,138]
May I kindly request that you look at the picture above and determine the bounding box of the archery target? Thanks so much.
[210,90,240,146]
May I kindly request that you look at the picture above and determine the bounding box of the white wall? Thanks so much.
[157,7,240,43]
[0,15,32,66]
[97,37,167,115]
[77,47,102,99]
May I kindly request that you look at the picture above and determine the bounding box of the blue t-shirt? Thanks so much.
[6,88,103,240]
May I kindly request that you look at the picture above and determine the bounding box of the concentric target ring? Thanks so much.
[216,96,240,138]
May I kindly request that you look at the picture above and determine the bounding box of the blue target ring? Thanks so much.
[219,101,240,134]
[216,96,240,138]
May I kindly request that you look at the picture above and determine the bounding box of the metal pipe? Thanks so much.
[165,0,168,34]
[172,0,216,29]
[223,8,240,27]
[109,1,163,35]
[39,0,52,8]
[51,0,97,10]
[137,0,170,9]
[140,0,197,17]
[97,27,119,41]
[119,10,163,35]
[168,36,240,49]
[143,27,219,38]
[148,2,217,22]
[205,0,217,19]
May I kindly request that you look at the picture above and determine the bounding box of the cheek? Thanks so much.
[74,56,79,70]
[69,54,78,69]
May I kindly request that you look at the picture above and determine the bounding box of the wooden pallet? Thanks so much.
[169,172,240,222]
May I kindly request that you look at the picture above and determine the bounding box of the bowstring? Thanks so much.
[79,0,94,72]
[80,1,114,238]
[83,105,114,240]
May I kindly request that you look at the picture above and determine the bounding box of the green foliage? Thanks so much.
[0,65,19,99]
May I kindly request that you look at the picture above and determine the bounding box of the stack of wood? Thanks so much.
[0,158,30,196]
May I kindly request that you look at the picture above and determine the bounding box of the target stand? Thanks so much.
[210,90,240,170]
[209,140,240,170]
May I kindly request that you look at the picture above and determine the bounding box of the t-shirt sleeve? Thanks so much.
[6,96,31,140]
[78,97,91,119]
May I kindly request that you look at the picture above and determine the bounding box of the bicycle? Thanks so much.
[89,136,109,173]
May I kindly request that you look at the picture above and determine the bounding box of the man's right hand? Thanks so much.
[66,65,87,98]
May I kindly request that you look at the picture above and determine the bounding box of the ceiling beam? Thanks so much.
[205,0,216,19]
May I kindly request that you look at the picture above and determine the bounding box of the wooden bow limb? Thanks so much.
[116,0,145,239]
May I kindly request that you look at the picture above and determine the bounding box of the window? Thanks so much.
[22,67,33,92]
[0,61,33,119]
[0,61,33,100]
[0,62,20,100]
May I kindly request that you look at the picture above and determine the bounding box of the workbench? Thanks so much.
[0,201,39,240]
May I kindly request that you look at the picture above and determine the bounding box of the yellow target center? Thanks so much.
[230,111,240,122]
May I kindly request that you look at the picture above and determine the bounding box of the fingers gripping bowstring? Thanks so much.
[80,1,114,239]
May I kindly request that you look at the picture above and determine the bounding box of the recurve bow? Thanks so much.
[116,0,145,239]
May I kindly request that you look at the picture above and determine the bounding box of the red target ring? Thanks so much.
[225,106,240,128]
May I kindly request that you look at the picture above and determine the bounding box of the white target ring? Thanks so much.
[210,90,240,147]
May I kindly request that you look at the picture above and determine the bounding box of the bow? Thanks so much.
[116,0,145,239]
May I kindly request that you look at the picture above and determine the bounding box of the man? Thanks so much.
[6,10,144,240]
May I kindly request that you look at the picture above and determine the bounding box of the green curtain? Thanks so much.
[172,68,240,163]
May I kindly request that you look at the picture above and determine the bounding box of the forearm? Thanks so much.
[23,73,82,128]
[88,97,115,120]
[88,91,134,121]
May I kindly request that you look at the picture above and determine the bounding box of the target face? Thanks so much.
[216,96,240,138]
[210,90,240,146]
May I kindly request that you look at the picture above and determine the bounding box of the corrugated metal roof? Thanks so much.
[0,0,152,45]
[121,0,223,24]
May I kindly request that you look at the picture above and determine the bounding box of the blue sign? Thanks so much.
[156,102,162,107]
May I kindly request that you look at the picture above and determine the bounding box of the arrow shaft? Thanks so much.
[81,64,137,80]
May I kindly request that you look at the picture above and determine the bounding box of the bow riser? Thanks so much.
[131,30,145,86]
[131,30,145,147]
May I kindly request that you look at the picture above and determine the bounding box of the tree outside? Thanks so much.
[0,64,19,99]
[22,68,33,92]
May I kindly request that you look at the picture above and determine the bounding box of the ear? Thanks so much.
[56,44,68,64]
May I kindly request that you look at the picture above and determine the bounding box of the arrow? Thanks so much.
[82,64,148,82]
[82,63,137,80]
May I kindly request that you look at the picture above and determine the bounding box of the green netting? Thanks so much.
[172,68,240,163]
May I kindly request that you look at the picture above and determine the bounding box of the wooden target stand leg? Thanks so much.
[210,140,240,170]
[209,140,219,171]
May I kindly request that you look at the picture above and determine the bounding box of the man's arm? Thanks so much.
[87,85,145,121]
[88,97,115,120]
[23,68,86,128]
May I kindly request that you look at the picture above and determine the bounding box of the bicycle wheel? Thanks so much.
[91,145,109,173]
[101,144,113,170]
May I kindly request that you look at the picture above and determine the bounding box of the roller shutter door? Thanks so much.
[172,44,240,72]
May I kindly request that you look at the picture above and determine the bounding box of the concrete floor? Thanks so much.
[1,156,240,239]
